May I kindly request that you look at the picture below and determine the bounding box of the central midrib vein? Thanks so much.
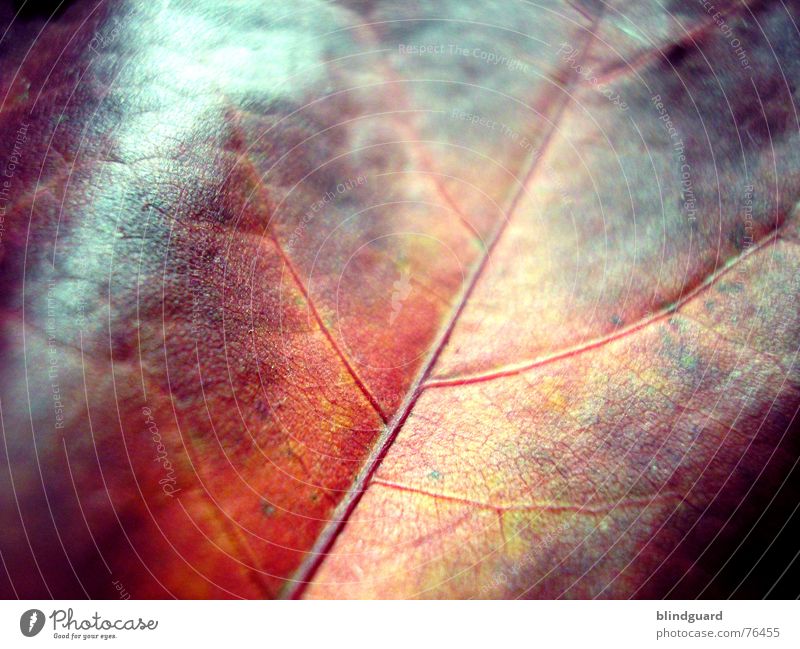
[283,11,604,599]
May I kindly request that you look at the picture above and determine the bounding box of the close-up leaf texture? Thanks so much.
[1,0,799,599]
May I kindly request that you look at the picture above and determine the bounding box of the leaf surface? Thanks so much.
[0,0,798,599]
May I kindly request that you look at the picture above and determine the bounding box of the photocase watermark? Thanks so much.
[398,43,529,73]
[88,16,123,54]
[51,609,157,640]
[756,249,800,338]
[21,607,158,640]
[43,279,68,431]
[698,1,752,72]
[740,182,755,251]
[285,174,367,253]
[141,407,180,497]
[447,108,575,213]
[477,521,570,597]
[389,269,412,325]
[2,120,28,179]
[450,108,535,151]
[20,609,45,637]
[112,578,131,600]
[651,94,696,224]
[0,121,29,253]
[556,42,628,111]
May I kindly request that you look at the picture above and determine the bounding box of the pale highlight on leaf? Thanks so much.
[0,0,798,600]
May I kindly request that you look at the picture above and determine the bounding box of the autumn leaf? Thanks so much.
[0,0,798,599]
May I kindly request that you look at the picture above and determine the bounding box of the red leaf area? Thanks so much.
[1,0,799,599]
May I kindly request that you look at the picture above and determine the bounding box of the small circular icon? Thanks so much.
[20,609,45,637]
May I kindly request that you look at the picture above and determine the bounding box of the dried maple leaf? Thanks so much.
[0,0,798,599]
